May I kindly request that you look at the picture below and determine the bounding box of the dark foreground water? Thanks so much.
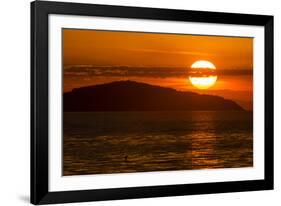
[63,111,253,176]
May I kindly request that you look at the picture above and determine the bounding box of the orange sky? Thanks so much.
[63,29,253,110]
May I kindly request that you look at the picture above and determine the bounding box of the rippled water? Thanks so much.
[63,111,253,176]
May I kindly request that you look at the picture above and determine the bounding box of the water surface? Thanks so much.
[63,111,253,175]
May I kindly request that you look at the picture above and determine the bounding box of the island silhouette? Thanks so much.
[63,80,244,112]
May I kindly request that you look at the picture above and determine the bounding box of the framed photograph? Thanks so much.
[31,1,274,204]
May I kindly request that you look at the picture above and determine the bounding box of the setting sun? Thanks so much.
[189,60,217,89]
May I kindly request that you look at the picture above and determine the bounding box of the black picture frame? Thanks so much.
[31,0,274,204]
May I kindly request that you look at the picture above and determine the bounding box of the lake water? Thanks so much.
[63,111,253,176]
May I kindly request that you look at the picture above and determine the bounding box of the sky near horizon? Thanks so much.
[63,29,253,110]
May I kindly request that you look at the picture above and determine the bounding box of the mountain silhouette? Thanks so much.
[64,81,244,111]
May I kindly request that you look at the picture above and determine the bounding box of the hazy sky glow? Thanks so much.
[63,29,253,110]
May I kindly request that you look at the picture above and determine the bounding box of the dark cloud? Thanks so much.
[64,65,252,79]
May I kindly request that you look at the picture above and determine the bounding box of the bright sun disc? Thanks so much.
[191,60,216,69]
[189,76,217,89]
[189,60,217,89]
